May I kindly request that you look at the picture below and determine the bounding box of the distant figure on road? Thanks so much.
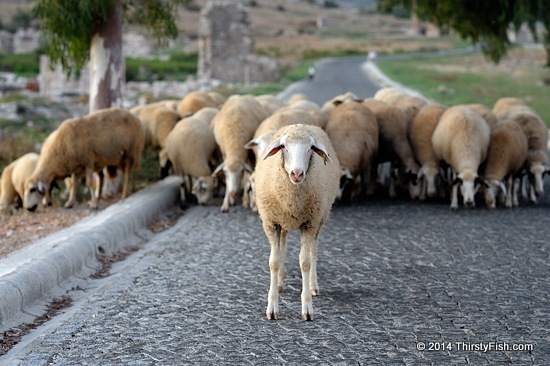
[368,50,377,63]
[308,66,316,80]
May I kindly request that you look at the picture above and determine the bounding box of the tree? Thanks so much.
[378,0,550,67]
[33,0,187,111]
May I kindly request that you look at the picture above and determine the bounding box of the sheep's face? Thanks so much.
[529,164,547,197]
[418,166,441,198]
[484,179,506,209]
[337,168,354,202]
[453,171,483,208]
[24,179,47,212]
[263,133,332,185]
[192,176,217,205]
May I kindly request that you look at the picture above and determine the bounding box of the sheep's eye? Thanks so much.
[30,187,37,193]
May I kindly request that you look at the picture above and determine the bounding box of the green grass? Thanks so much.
[376,51,550,126]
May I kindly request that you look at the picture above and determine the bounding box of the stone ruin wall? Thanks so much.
[198,1,279,84]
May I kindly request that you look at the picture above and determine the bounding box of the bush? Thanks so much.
[126,52,198,82]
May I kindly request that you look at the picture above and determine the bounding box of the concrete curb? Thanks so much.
[0,175,181,329]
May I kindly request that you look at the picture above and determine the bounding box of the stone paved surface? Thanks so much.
[3,193,549,365]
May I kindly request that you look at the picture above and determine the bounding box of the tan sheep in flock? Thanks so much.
[212,94,269,212]
[482,119,528,208]
[466,103,499,130]
[373,86,407,105]
[493,97,549,203]
[255,94,286,115]
[24,108,145,211]
[130,100,179,147]
[0,152,39,213]
[408,103,448,200]
[177,90,218,117]
[325,99,379,203]
[163,108,220,207]
[255,124,340,320]
[362,98,420,199]
[432,105,491,210]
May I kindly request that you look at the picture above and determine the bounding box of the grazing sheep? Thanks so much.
[373,87,408,105]
[24,108,145,210]
[482,119,528,208]
[212,95,269,212]
[177,90,218,117]
[164,111,219,207]
[408,103,448,200]
[363,98,420,198]
[255,124,340,320]
[0,152,39,213]
[432,105,491,209]
[391,94,428,126]
[325,99,379,202]
[130,100,178,147]
[493,98,549,202]
[151,108,182,149]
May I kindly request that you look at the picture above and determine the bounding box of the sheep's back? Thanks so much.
[409,104,446,164]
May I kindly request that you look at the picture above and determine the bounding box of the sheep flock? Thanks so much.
[3,88,548,214]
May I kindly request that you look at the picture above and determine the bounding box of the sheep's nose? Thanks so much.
[464,199,474,208]
[290,169,304,183]
[27,205,37,212]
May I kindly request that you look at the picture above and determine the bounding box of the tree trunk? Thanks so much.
[89,0,124,112]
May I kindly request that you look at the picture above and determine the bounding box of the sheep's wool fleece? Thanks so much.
[255,124,340,232]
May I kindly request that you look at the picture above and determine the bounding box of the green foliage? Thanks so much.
[377,0,550,67]
[33,0,185,76]
[322,0,339,8]
[0,53,40,76]
[125,52,198,82]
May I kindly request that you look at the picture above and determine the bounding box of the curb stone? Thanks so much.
[0,175,181,330]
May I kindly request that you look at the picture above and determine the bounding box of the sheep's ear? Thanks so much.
[475,176,488,188]
[497,180,507,197]
[244,139,257,150]
[212,163,225,177]
[417,167,425,179]
[332,100,343,107]
[451,177,462,186]
[262,138,283,160]
[244,162,253,173]
[311,139,332,165]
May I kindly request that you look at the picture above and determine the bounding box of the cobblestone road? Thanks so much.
[5,193,550,365]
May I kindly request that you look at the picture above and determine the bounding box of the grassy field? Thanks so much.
[376,46,550,126]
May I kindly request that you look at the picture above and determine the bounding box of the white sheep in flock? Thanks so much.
[325,98,379,202]
[163,107,220,207]
[130,99,179,148]
[255,124,340,320]
[255,94,286,115]
[482,119,528,208]
[0,152,39,213]
[362,98,420,198]
[244,107,326,212]
[493,97,549,203]
[212,95,269,212]
[408,103,448,200]
[432,105,491,209]
[24,108,145,210]
[177,90,219,117]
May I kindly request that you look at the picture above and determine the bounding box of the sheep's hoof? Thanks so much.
[220,206,229,213]
[277,285,284,293]
[310,289,319,296]
[266,311,278,320]
[302,312,314,321]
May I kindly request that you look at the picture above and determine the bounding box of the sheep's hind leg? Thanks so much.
[309,225,322,297]
[266,224,285,320]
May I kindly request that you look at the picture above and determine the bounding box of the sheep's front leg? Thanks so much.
[266,224,286,320]
[277,230,288,293]
[450,172,459,210]
[87,169,101,209]
[300,228,317,321]
[64,174,77,208]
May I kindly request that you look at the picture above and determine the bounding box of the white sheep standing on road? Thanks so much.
[255,124,340,321]
[0,152,40,213]
[212,95,269,212]
[432,105,491,209]
[482,119,528,208]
